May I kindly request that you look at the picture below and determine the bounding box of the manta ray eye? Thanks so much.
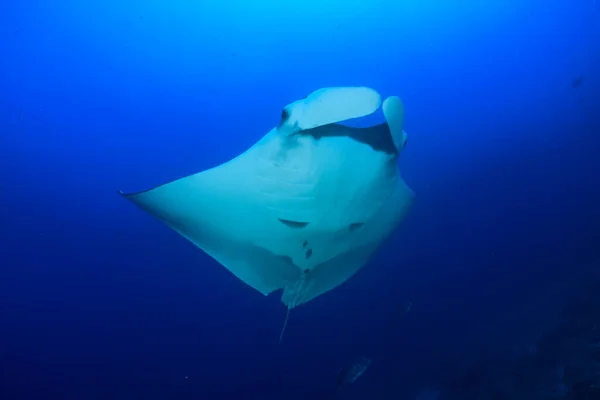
[280,109,290,125]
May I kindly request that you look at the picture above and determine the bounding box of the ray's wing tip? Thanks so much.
[117,189,138,200]
[117,186,156,199]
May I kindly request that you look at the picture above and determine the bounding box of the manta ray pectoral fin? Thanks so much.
[279,86,382,136]
[118,171,302,297]
[382,96,407,152]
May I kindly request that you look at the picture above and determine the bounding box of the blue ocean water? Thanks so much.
[1,0,599,399]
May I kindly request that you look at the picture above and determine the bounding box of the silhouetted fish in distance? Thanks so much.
[337,356,372,388]
[572,76,585,88]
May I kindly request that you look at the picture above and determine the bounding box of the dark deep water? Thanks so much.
[1,1,599,399]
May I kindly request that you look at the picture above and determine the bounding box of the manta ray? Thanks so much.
[120,86,414,339]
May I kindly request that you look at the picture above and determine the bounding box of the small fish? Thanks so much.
[337,356,372,388]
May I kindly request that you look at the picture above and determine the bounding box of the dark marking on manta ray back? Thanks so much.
[299,122,398,155]
[305,248,313,259]
[302,240,308,248]
[349,222,365,231]
[278,218,309,228]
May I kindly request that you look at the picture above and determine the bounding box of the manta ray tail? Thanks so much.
[279,307,292,344]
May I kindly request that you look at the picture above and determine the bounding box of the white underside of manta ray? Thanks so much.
[120,86,414,317]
